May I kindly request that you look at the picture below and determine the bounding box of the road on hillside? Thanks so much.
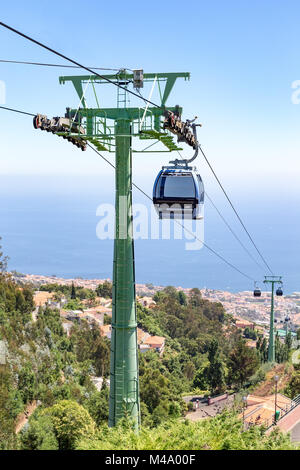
[15,401,38,434]
[291,421,300,443]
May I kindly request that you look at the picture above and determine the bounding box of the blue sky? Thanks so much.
[0,0,300,195]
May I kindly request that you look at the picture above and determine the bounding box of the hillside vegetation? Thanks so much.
[77,412,296,451]
[0,242,299,450]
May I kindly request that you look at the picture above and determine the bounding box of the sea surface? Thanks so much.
[0,174,299,293]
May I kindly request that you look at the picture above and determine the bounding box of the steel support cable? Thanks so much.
[0,22,160,109]
[86,143,255,282]
[0,21,271,276]
[0,105,35,117]
[205,192,265,272]
[175,151,265,273]
[198,145,274,275]
[0,59,123,71]
[0,103,256,282]
[0,17,279,277]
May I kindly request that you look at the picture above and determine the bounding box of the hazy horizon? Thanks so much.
[0,174,298,294]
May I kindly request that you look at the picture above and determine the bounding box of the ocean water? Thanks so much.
[0,174,299,293]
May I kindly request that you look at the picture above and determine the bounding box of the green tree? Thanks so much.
[70,282,76,300]
[0,365,18,449]
[193,367,209,390]
[256,336,262,350]
[285,372,300,398]
[200,340,226,394]
[244,327,257,340]
[70,321,110,376]
[37,306,64,337]
[227,340,259,388]
[206,361,226,395]
[275,333,289,363]
[86,383,109,426]
[18,363,37,403]
[188,288,202,307]
[0,238,9,273]
[260,337,268,362]
[178,291,187,306]
[256,336,268,363]
[76,410,296,451]
[19,414,58,450]
[94,338,110,377]
[140,368,171,414]
[183,361,195,381]
[285,331,292,351]
[44,400,95,450]
[64,298,83,311]
[96,281,112,299]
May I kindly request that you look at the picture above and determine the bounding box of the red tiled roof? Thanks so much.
[144,335,165,346]
[33,291,54,306]
[100,325,111,335]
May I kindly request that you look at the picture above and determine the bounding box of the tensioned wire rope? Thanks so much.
[0,59,127,71]
[0,103,256,282]
[0,21,273,276]
[174,150,265,273]
[87,142,256,282]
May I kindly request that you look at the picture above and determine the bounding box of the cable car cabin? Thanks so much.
[153,167,204,220]
[253,289,261,297]
[276,288,283,296]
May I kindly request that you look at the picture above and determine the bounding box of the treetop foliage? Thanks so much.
[76,410,297,450]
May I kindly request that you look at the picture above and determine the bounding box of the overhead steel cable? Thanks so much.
[0,20,271,276]
[0,59,124,71]
[0,103,258,282]
[198,145,274,275]
[204,191,265,272]
[0,22,160,109]
[86,143,255,282]
[175,150,265,273]
[0,105,35,117]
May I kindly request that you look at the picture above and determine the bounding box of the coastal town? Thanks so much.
[12,272,300,341]
[17,273,166,358]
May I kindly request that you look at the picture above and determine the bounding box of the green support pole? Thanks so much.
[108,118,140,430]
[268,282,275,362]
[264,276,282,363]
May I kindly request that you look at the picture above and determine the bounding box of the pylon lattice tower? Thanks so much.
[58,70,190,429]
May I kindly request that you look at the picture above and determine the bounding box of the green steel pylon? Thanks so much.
[59,71,190,430]
[264,276,283,362]
[109,118,140,429]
